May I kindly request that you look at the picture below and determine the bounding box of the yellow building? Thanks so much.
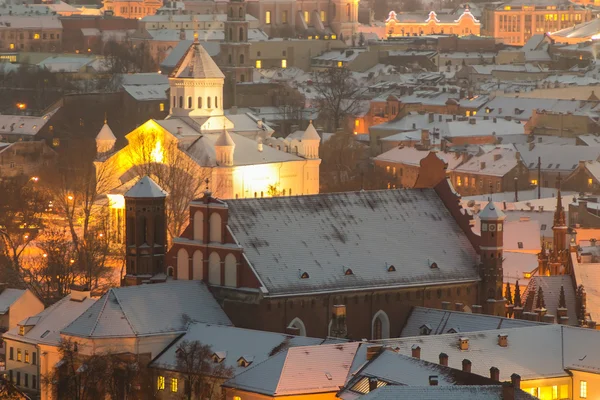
[95,37,320,236]
[103,0,162,19]
[385,9,481,37]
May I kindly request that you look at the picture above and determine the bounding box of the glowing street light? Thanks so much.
[16,103,26,110]
[67,195,74,201]
[30,176,39,182]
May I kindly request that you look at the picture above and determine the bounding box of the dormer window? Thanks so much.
[212,351,226,363]
[419,324,432,335]
[237,356,254,367]
[387,264,396,272]
[429,260,438,269]
[344,267,353,276]
[19,326,24,336]
[300,271,309,279]
[447,327,460,334]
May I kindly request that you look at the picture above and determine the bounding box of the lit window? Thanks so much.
[581,381,587,398]
[19,326,24,336]
[304,10,309,23]
[34,33,40,39]
[331,34,337,39]
[337,61,343,67]
[282,10,288,23]
[234,397,242,400]
[281,59,287,68]
[466,110,471,116]
[159,103,164,112]
[355,119,359,127]
[255,60,262,68]
[52,138,60,147]
[386,166,390,173]
[24,351,29,363]
[456,176,462,186]
[17,349,22,362]
[531,179,538,185]
[552,386,558,399]
[9,43,14,49]
[504,5,511,10]
[588,178,593,187]
[320,10,326,22]
[472,110,477,116]
[482,223,488,232]
[265,11,271,24]
[157,376,165,390]
[170,378,178,392]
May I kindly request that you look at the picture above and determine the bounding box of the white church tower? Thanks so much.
[169,35,225,118]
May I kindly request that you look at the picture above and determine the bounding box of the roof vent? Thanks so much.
[459,337,469,351]
[300,271,309,279]
[429,375,439,386]
[498,334,508,347]
[343,266,354,275]
[429,260,438,269]
[325,372,333,380]
[387,264,396,272]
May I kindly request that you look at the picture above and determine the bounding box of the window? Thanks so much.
[482,223,488,232]
[304,10,309,23]
[373,317,382,339]
[17,349,22,362]
[207,97,211,108]
[531,179,538,185]
[24,350,29,363]
[282,10,288,23]
[456,176,462,186]
[198,97,202,108]
[32,375,36,389]
[171,378,178,392]
[32,352,36,365]
[215,96,218,108]
[179,96,183,108]
[255,60,262,68]
[159,103,164,112]
[581,381,587,398]
[34,33,40,40]
[16,372,20,386]
[157,376,165,390]
[265,11,271,24]
[19,326,24,336]
[9,347,13,360]
[239,54,244,64]
[24,373,28,387]
[320,10,326,21]
[234,397,242,400]
[517,242,523,249]
[9,43,14,49]
[589,178,594,187]
[337,61,343,67]
[281,59,287,68]
[188,96,192,108]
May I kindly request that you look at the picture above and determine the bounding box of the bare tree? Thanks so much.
[0,176,49,283]
[175,340,234,400]
[313,67,364,131]
[320,131,372,192]
[102,39,157,75]
[273,85,305,136]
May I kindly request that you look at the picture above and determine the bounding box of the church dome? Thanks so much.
[96,123,116,142]
[170,39,225,80]
[302,121,321,141]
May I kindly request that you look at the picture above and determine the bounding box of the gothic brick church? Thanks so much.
[121,154,510,340]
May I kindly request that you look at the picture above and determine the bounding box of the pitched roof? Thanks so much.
[215,130,235,147]
[124,176,167,198]
[0,289,26,314]
[357,385,537,400]
[225,189,480,296]
[302,121,320,141]
[169,39,224,79]
[149,322,323,375]
[223,342,360,396]
[96,123,116,141]
[400,307,544,337]
[523,276,577,325]
[479,200,505,221]
[515,143,600,172]
[3,294,95,346]
[62,281,232,338]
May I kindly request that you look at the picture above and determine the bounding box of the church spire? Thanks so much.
[554,174,566,227]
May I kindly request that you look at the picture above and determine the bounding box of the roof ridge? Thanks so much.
[111,288,138,336]
[89,290,111,337]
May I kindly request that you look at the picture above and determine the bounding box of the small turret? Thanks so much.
[215,130,235,166]
[95,117,116,157]
[300,120,320,159]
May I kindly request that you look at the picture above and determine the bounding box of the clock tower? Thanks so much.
[478,200,506,316]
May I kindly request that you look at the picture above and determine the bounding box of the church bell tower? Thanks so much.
[123,176,168,286]
[478,200,506,316]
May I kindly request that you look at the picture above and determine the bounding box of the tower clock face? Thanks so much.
[489,224,496,232]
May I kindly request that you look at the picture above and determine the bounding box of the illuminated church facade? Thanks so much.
[95,37,321,238]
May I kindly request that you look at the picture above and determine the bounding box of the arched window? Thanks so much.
[177,248,189,280]
[239,27,244,41]
[371,310,390,339]
[193,211,204,241]
[346,3,350,17]
[172,95,176,107]
[239,54,244,64]
[228,7,232,17]
[192,250,203,280]
[187,96,192,108]
[229,28,233,41]
[208,252,221,285]
[209,212,221,242]
[167,266,174,277]
[240,74,245,83]
[178,96,183,108]
[239,7,243,17]
[215,96,218,108]
[207,96,212,108]
[197,97,202,108]
[287,317,307,336]
[228,54,232,64]
[224,254,237,287]
[332,4,336,16]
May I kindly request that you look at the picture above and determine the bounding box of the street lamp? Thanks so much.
[16,103,26,110]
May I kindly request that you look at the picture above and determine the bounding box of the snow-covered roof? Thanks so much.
[0,108,58,137]
[453,147,519,177]
[472,218,540,252]
[0,15,61,29]
[38,56,101,73]
[124,176,167,198]
[515,143,600,172]
[523,276,578,325]
[147,28,268,42]
[161,40,220,68]
[551,18,600,40]
[96,123,116,141]
[573,260,600,323]
[62,281,231,338]
[375,147,463,171]
[478,200,506,221]
[223,342,360,396]
[302,121,320,141]
[170,39,224,79]
[149,322,323,375]
[225,189,480,296]
[400,306,544,337]
[379,324,600,381]
[482,97,584,121]
[4,294,95,346]
[358,385,536,400]
[577,135,600,147]
[502,252,538,284]
[121,72,169,101]
[0,288,26,314]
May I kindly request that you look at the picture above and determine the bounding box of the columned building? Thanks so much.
[386,9,481,37]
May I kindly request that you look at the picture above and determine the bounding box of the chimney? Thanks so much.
[511,373,521,389]
[459,337,469,351]
[455,303,464,312]
[412,123,417,129]
[538,136,542,143]
[70,284,90,302]
[257,142,263,152]
[439,115,442,122]
[453,114,457,120]
[411,344,421,359]
[480,161,486,170]
[368,377,378,392]
[331,304,348,338]
[494,154,502,161]
[504,116,512,121]
[498,334,508,347]
[462,359,472,373]
[177,126,183,135]
[469,118,476,125]
[366,345,383,360]
[490,367,500,381]
[472,304,482,314]
[441,301,450,310]
[421,129,431,147]
[439,352,448,366]
[588,320,597,329]
[429,375,439,386]
[515,151,521,160]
